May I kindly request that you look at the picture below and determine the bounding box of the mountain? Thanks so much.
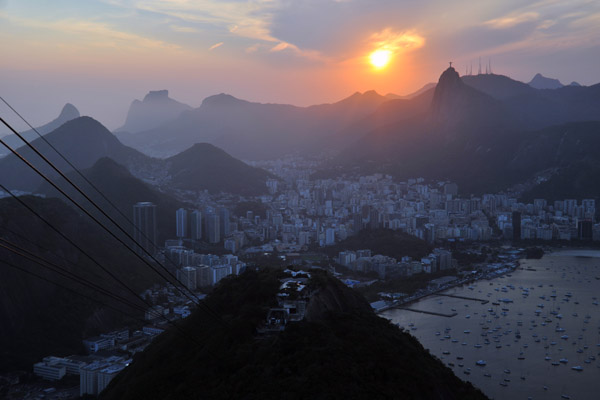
[528,73,563,89]
[330,66,600,194]
[101,268,487,400]
[0,196,159,371]
[520,160,600,218]
[116,91,390,160]
[385,82,436,99]
[38,157,188,244]
[0,117,151,192]
[0,103,80,157]
[165,143,273,196]
[462,74,535,100]
[116,90,192,134]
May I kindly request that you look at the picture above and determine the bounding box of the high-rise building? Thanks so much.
[578,219,593,240]
[207,213,220,243]
[219,207,230,239]
[177,266,197,291]
[512,211,521,240]
[190,210,202,240]
[133,202,157,255]
[325,228,335,245]
[176,208,188,238]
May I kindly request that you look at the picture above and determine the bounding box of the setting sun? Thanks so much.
[369,49,392,69]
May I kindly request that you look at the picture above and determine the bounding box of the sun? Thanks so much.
[369,49,392,69]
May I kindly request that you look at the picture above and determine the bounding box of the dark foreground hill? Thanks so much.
[38,157,187,244]
[102,269,486,400]
[0,196,160,371]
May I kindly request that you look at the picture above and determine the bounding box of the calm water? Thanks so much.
[382,250,600,400]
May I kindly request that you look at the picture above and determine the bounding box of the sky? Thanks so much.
[0,0,599,131]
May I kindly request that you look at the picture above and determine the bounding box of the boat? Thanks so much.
[571,366,583,371]
[476,360,486,366]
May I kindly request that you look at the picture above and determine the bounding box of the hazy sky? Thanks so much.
[1,0,599,130]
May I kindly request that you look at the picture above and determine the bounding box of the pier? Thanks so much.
[436,294,489,304]
[398,308,458,317]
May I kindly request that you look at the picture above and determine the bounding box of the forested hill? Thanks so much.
[102,268,487,400]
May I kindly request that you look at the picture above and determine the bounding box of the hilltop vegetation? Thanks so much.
[322,228,433,261]
[0,196,160,371]
[102,268,486,400]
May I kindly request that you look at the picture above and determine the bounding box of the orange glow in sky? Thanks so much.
[369,49,392,69]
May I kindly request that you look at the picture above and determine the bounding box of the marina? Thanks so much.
[382,250,600,400]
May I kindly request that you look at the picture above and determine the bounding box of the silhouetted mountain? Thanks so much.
[385,82,436,99]
[528,73,563,89]
[0,103,80,157]
[165,143,273,196]
[101,268,487,400]
[0,117,152,192]
[569,81,582,87]
[430,67,503,128]
[462,74,535,100]
[0,196,160,371]
[505,82,600,129]
[116,90,192,134]
[117,91,389,159]
[330,66,600,194]
[38,157,187,244]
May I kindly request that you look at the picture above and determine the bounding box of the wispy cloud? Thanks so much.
[209,41,223,50]
[3,12,179,51]
[170,24,199,33]
[484,12,539,29]
[370,28,425,53]
[126,0,280,42]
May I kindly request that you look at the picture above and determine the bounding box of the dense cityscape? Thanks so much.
[4,154,598,397]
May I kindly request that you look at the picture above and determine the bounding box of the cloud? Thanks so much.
[170,24,199,33]
[126,0,280,42]
[370,28,425,54]
[484,12,539,29]
[209,41,223,50]
[2,13,179,51]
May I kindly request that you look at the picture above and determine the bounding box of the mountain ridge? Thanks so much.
[0,103,80,157]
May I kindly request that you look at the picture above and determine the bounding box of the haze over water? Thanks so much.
[383,250,600,400]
